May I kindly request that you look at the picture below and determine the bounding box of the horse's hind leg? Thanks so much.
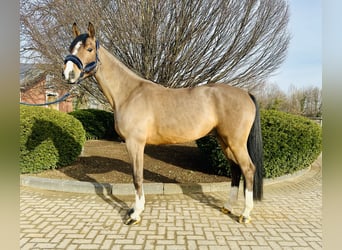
[231,145,256,223]
[218,136,255,223]
[217,137,242,214]
[124,138,145,225]
[222,161,242,215]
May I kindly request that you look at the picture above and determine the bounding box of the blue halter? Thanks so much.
[64,40,100,80]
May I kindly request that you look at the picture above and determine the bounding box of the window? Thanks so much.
[46,92,58,110]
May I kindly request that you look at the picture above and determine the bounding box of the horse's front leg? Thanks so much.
[124,138,145,225]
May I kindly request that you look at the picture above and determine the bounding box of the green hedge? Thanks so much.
[261,110,322,178]
[196,109,322,179]
[69,109,120,140]
[20,106,86,174]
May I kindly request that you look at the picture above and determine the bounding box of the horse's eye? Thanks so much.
[87,48,93,52]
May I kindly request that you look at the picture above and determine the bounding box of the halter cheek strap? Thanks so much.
[64,40,100,79]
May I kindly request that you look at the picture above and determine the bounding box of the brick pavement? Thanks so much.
[20,157,321,249]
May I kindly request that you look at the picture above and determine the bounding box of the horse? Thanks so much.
[63,22,263,225]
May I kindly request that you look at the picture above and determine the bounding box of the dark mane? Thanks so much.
[69,33,89,52]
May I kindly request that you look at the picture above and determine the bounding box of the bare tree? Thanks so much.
[285,85,322,117]
[20,0,290,107]
[253,82,288,111]
[254,83,322,117]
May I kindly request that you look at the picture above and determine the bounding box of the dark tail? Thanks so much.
[247,94,264,201]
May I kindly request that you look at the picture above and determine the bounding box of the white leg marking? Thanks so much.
[130,188,145,220]
[223,186,238,212]
[242,189,254,218]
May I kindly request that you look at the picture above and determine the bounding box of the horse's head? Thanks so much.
[63,22,99,84]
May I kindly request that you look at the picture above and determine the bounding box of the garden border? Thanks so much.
[20,154,320,195]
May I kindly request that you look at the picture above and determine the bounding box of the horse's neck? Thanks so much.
[94,47,148,110]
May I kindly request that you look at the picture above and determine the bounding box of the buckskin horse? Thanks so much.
[63,22,263,225]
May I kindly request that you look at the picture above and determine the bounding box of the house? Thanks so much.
[20,64,74,113]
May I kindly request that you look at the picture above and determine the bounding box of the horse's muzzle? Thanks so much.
[63,60,79,84]
[62,69,74,79]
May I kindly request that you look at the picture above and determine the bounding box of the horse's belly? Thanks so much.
[147,117,216,145]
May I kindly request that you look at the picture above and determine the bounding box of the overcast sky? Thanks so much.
[269,0,322,92]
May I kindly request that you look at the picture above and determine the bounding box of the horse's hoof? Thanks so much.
[239,215,251,224]
[124,208,141,225]
[124,217,141,225]
[221,207,231,214]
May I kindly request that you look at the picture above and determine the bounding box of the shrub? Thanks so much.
[260,110,322,178]
[196,109,322,179]
[69,109,120,140]
[20,106,86,174]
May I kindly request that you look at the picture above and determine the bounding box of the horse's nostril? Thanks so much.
[69,71,75,79]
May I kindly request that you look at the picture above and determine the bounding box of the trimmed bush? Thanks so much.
[196,109,322,179]
[261,110,322,178]
[20,106,86,174]
[69,109,120,140]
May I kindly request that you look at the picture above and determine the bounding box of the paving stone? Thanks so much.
[20,156,322,249]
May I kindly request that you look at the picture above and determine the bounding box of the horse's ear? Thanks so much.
[88,22,95,38]
[72,22,80,38]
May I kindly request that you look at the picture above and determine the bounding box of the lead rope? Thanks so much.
[20,84,79,107]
